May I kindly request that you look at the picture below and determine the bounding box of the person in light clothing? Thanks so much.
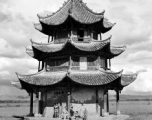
[79,103,87,120]
[61,106,69,120]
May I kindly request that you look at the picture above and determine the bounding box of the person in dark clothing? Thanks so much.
[70,106,74,117]
[54,103,59,118]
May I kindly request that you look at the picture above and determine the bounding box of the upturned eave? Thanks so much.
[121,73,138,87]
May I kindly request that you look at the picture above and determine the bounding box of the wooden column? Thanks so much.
[38,61,40,72]
[38,92,41,114]
[96,89,98,114]
[35,94,39,116]
[100,34,102,40]
[51,36,53,42]
[48,36,50,43]
[67,92,71,114]
[106,91,109,113]
[116,90,121,115]
[91,32,93,39]
[102,93,109,116]
[29,91,34,116]
[109,59,111,70]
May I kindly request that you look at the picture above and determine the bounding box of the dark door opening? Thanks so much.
[77,30,84,41]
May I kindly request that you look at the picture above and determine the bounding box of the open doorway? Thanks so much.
[77,30,84,41]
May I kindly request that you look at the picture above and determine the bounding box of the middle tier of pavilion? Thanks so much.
[26,36,126,60]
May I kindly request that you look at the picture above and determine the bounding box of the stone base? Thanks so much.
[25,115,129,120]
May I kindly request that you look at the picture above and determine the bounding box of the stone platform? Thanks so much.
[24,115,129,120]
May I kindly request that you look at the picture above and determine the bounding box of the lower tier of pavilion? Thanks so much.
[12,69,138,118]
[15,69,137,90]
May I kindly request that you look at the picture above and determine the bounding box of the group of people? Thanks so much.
[53,103,87,120]
[61,103,87,120]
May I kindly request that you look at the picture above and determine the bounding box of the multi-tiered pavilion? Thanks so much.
[13,0,138,118]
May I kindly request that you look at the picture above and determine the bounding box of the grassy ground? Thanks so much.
[0,101,152,120]
[109,101,152,120]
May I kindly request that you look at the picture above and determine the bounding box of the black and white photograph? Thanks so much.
[0,0,152,120]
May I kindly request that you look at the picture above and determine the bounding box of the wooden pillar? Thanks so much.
[48,36,50,43]
[29,91,34,116]
[35,94,39,117]
[109,59,111,70]
[106,91,109,113]
[96,89,98,114]
[52,36,53,42]
[116,90,121,115]
[100,34,102,40]
[102,93,109,116]
[91,32,93,39]
[38,61,40,72]
[42,61,44,70]
[38,92,41,114]
[67,92,71,114]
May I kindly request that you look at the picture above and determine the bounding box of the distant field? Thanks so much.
[0,101,152,120]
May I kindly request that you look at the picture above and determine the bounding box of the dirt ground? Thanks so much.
[0,101,152,120]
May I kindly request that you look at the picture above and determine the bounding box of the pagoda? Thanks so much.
[13,0,138,118]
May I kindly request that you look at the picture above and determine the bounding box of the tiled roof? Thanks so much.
[16,71,67,86]
[39,0,105,25]
[16,70,123,86]
[110,45,126,58]
[121,73,138,86]
[68,70,122,85]
[31,36,111,53]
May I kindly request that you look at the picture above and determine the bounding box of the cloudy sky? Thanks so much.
[0,0,152,96]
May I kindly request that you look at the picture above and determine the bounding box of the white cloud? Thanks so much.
[127,51,152,62]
